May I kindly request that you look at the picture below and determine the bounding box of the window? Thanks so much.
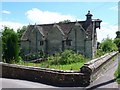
[40,41,44,46]
[66,39,72,46]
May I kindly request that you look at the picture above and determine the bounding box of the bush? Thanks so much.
[48,50,86,65]
[95,49,105,58]
[100,38,117,53]
[114,38,120,48]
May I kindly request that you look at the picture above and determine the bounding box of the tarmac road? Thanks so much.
[0,78,57,89]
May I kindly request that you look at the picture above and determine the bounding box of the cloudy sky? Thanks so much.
[0,2,119,42]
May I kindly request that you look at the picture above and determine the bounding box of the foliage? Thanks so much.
[16,50,87,70]
[25,50,45,61]
[47,50,87,65]
[17,26,27,40]
[114,38,120,48]
[95,49,105,58]
[59,20,71,23]
[2,27,20,63]
[116,31,120,38]
[100,38,117,53]
[114,61,120,84]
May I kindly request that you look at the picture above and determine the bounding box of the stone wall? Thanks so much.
[1,51,118,87]
[80,51,119,82]
[1,63,89,87]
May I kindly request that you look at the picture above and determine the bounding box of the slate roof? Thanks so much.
[21,25,34,41]
[21,21,91,41]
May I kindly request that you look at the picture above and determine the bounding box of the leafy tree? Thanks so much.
[114,38,120,48]
[2,27,20,63]
[17,26,27,42]
[59,20,71,23]
[100,38,117,53]
[116,31,120,38]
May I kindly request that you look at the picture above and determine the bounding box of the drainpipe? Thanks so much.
[75,29,77,53]
[36,31,38,54]
[92,21,95,59]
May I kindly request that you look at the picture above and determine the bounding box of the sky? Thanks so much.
[0,2,119,42]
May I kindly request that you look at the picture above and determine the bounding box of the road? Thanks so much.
[86,54,120,89]
[0,54,120,89]
[0,78,57,89]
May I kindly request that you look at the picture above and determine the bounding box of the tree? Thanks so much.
[2,27,20,63]
[116,31,120,38]
[114,31,120,49]
[114,38,120,48]
[17,26,27,42]
[100,38,117,53]
[59,20,71,23]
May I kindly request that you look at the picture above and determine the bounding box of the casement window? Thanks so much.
[66,39,72,46]
[40,40,44,46]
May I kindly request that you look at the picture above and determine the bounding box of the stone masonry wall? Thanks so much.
[1,51,118,87]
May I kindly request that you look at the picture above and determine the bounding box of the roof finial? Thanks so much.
[86,10,93,20]
[88,10,90,14]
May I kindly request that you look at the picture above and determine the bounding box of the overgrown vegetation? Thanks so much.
[47,50,86,65]
[100,38,117,53]
[95,37,118,58]
[114,31,120,84]
[16,50,88,70]
[114,61,120,84]
[2,27,20,63]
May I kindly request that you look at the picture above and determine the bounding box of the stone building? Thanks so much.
[21,11,102,59]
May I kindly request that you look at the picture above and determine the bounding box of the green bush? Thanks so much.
[100,38,117,53]
[48,50,86,65]
[114,38,120,48]
[95,49,105,58]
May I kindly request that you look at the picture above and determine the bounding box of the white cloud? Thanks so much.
[0,21,25,32]
[97,22,118,42]
[110,6,118,11]
[25,8,77,24]
[2,10,11,14]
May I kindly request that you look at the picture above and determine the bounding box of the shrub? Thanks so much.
[100,38,117,53]
[48,50,86,65]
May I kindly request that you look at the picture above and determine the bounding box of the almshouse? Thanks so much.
[21,11,102,59]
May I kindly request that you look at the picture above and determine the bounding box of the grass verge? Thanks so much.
[114,58,120,84]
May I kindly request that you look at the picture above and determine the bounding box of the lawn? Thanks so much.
[17,61,86,70]
[16,50,88,71]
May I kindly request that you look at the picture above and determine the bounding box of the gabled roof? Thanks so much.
[21,21,90,41]
[21,25,34,41]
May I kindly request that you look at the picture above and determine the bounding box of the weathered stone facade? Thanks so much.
[21,11,102,59]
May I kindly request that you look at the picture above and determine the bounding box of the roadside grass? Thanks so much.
[114,60,120,84]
